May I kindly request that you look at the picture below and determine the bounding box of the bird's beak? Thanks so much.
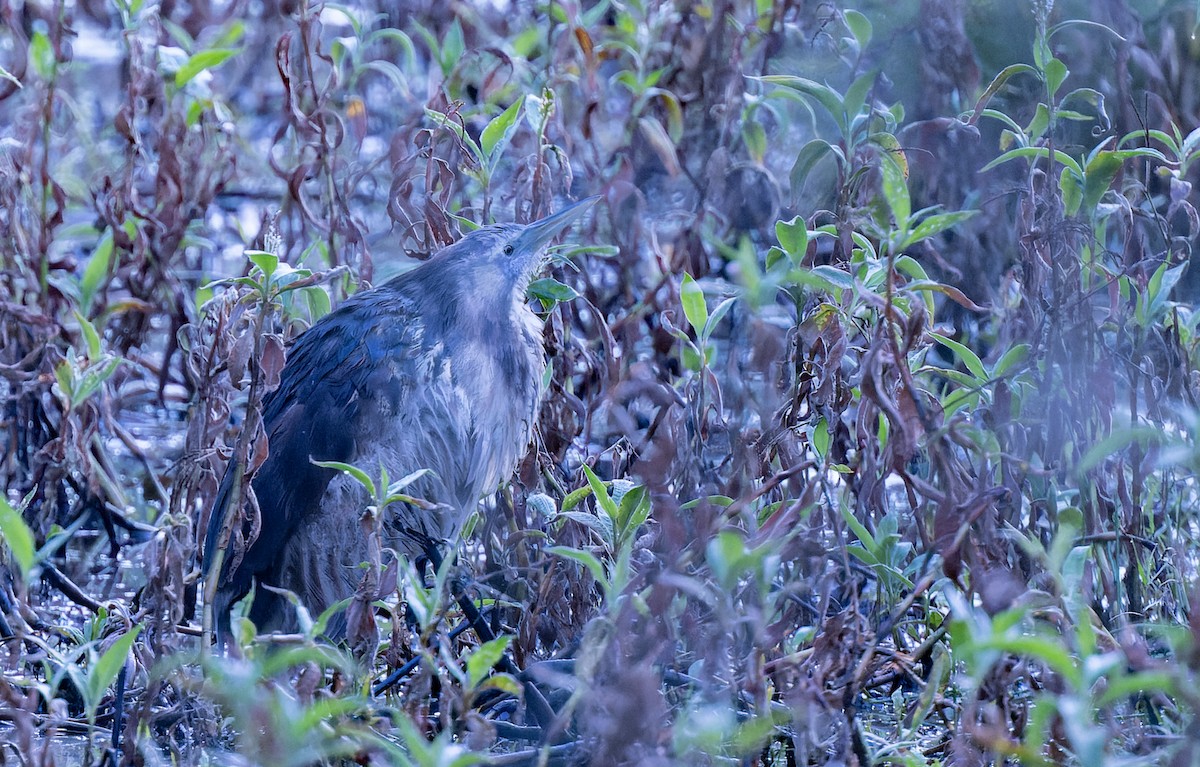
[515,196,600,256]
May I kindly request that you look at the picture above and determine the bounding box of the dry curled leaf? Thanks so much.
[260,333,286,392]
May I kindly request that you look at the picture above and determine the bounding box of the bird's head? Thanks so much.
[437,197,599,301]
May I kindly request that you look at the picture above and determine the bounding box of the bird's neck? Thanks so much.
[399,260,539,348]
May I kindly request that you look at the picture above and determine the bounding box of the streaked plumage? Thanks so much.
[203,200,596,637]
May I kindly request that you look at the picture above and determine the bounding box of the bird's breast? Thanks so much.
[329,303,545,550]
[447,307,545,494]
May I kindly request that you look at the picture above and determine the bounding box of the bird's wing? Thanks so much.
[203,292,421,591]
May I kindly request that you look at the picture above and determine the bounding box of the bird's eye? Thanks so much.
[503,244,514,255]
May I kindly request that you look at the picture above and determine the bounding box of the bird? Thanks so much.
[202,198,598,639]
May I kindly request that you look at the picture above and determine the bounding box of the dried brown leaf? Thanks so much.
[637,116,681,177]
[260,334,286,392]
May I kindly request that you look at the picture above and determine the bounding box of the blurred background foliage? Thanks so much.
[2,0,1200,764]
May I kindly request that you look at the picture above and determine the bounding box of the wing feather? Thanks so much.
[204,289,422,631]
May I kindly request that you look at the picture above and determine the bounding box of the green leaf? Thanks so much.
[466,636,511,689]
[879,150,910,232]
[446,211,481,233]
[385,469,432,497]
[323,3,363,35]
[547,545,608,586]
[707,530,748,589]
[1146,261,1187,320]
[614,484,650,544]
[980,146,1083,177]
[29,31,55,81]
[758,76,846,133]
[812,416,830,458]
[1073,426,1164,476]
[843,10,872,48]
[657,90,684,143]
[765,245,788,272]
[1056,108,1096,122]
[840,504,880,562]
[476,674,523,701]
[528,277,579,305]
[74,310,102,360]
[304,286,331,320]
[246,249,279,280]
[680,274,708,335]
[1118,128,1177,153]
[775,216,808,262]
[1047,18,1126,44]
[1044,57,1068,97]
[423,108,484,166]
[924,367,978,390]
[1182,125,1200,164]
[842,69,877,124]
[175,47,240,88]
[906,644,950,733]
[87,625,142,711]
[1064,85,1112,117]
[362,60,409,94]
[1060,166,1083,216]
[71,358,122,405]
[0,496,36,582]
[54,359,74,405]
[786,265,854,294]
[38,512,91,565]
[440,19,465,76]
[789,138,840,194]
[184,99,205,127]
[681,344,710,372]
[977,634,1082,688]
[311,459,376,498]
[991,344,1030,377]
[903,210,977,248]
[1025,103,1050,142]
[1033,33,1051,70]
[702,296,737,341]
[224,276,262,290]
[813,265,857,289]
[560,483,593,512]
[481,97,524,160]
[939,388,978,417]
[785,267,841,295]
[969,64,1038,124]
[1081,151,1124,215]
[583,465,618,520]
[293,695,369,736]
[742,119,767,164]
[213,20,246,50]
[556,510,614,543]
[931,333,987,381]
[1095,671,1177,707]
[679,495,735,510]
[81,229,114,313]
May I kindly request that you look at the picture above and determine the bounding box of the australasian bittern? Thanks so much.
[203,198,598,640]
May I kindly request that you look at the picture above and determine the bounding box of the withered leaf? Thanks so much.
[637,116,681,177]
[227,328,253,389]
[260,333,286,392]
[574,26,594,59]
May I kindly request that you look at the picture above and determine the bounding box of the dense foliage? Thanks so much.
[2,0,1200,764]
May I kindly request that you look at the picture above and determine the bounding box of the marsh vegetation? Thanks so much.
[2,1,1200,764]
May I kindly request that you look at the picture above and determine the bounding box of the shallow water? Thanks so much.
[0,727,90,765]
